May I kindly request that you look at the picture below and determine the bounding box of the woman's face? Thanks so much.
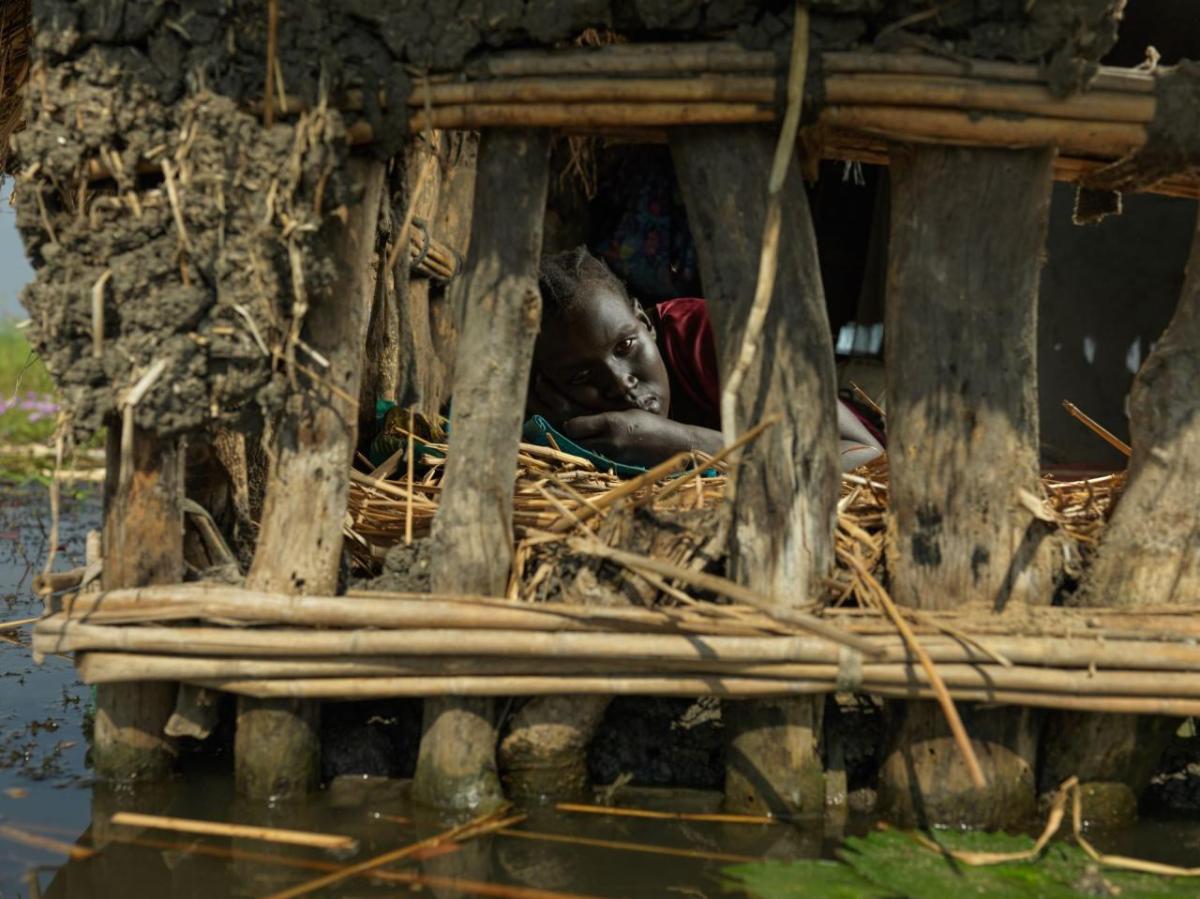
[534,283,672,418]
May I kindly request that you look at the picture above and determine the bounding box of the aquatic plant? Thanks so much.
[725,829,1197,899]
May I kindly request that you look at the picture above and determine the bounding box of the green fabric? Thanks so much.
[367,400,446,468]
[368,403,714,479]
[522,415,649,478]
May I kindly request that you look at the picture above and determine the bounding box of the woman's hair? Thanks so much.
[538,246,632,319]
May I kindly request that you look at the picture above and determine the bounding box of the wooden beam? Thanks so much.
[92,425,183,781]
[1040,207,1200,826]
[235,157,386,800]
[877,144,1058,828]
[412,128,550,811]
[672,125,840,816]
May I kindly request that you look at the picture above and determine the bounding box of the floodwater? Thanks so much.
[2,483,1200,898]
[0,483,835,898]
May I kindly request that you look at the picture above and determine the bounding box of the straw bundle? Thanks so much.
[344,421,1125,611]
[0,0,30,174]
[345,427,728,583]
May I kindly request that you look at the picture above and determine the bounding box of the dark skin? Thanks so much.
[530,283,719,466]
[530,283,883,470]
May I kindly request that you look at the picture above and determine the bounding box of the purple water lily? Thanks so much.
[0,390,60,422]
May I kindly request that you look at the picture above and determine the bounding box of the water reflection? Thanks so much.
[25,777,829,898]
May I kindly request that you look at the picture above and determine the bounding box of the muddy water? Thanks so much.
[0,484,834,898]
[2,485,1200,898]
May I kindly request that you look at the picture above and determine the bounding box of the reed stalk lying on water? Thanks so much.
[263,807,522,899]
[109,812,357,853]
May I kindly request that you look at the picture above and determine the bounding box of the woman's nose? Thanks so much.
[600,365,637,399]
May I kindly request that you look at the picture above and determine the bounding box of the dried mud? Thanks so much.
[16,69,354,439]
[12,0,1120,441]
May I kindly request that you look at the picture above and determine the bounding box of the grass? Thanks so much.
[0,324,64,481]
[0,325,57,445]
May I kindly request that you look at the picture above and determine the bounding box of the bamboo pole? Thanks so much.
[175,676,1200,716]
[109,812,358,853]
[405,75,776,106]
[54,582,790,635]
[465,42,778,77]
[53,587,1200,639]
[819,105,1146,158]
[190,675,834,699]
[407,102,776,131]
[396,73,1153,123]
[823,135,1200,201]
[821,51,1155,94]
[554,803,774,825]
[0,823,94,860]
[34,620,868,662]
[1062,400,1132,457]
[40,620,1200,672]
[74,651,1200,700]
[823,73,1153,123]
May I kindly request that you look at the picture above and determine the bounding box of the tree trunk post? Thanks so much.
[1041,207,1200,824]
[877,145,1057,828]
[671,126,840,818]
[235,158,386,801]
[413,128,550,811]
[93,426,184,781]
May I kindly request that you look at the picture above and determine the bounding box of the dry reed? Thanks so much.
[345,421,1124,612]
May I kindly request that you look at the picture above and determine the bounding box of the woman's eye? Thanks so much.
[615,337,635,356]
[568,370,590,385]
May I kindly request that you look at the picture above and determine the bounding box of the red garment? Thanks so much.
[655,297,886,446]
[654,298,721,430]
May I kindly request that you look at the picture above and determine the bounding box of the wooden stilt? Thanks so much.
[878,145,1057,828]
[235,158,386,800]
[429,131,479,403]
[412,128,550,811]
[1041,208,1200,824]
[395,134,446,414]
[93,426,183,781]
[498,695,609,800]
[1079,209,1200,603]
[671,126,840,817]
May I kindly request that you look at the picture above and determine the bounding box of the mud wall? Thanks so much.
[13,0,1123,441]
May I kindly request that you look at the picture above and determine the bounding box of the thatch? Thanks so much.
[0,0,30,175]
[344,418,1125,609]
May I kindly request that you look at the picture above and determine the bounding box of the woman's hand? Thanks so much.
[526,372,588,424]
[562,409,722,466]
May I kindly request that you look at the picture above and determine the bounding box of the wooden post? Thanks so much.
[430,131,479,404]
[412,128,550,811]
[361,133,476,422]
[1040,207,1200,824]
[671,126,840,817]
[93,426,183,781]
[235,158,386,800]
[395,135,446,414]
[877,145,1058,828]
